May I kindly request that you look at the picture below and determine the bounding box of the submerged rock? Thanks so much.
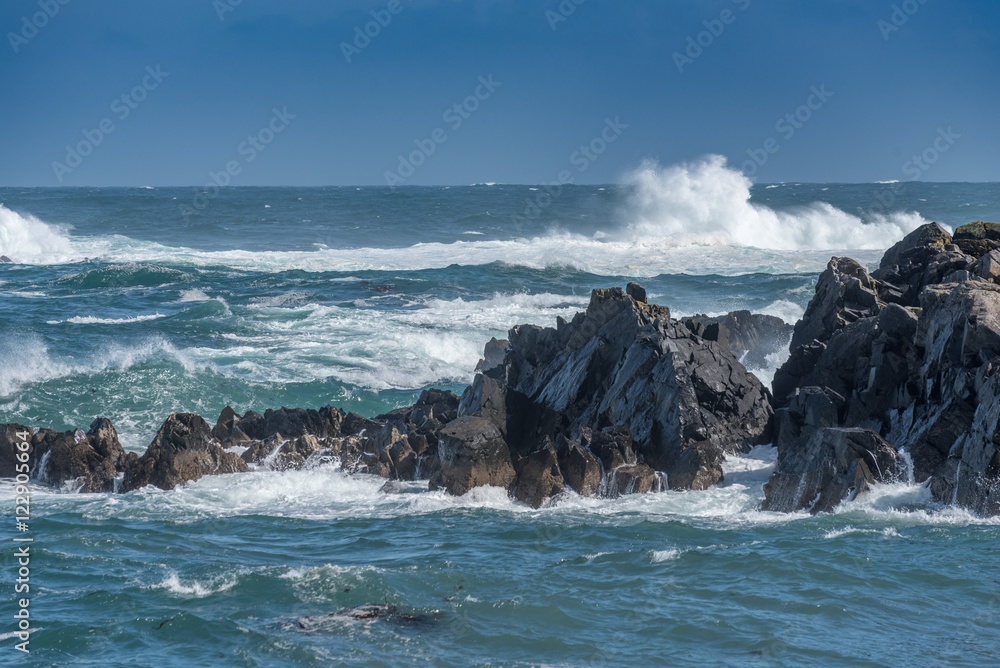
[292,604,429,631]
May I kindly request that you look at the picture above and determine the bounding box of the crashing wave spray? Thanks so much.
[0,204,74,263]
[620,155,927,250]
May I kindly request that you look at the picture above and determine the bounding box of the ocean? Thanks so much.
[2,158,1000,666]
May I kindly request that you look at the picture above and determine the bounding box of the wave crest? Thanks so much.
[622,156,927,250]
[0,204,74,262]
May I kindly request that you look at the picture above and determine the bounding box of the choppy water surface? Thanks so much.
[2,163,1000,665]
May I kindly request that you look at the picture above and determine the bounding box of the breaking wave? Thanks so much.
[621,156,926,250]
[0,204,74,263]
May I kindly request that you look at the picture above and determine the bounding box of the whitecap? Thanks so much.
[0,204,74,263]
[178,288,210,302]
[46,313,166,325]
[621,156,925,252]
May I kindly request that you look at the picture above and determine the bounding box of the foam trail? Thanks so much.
[46,313,166,325]
[0,204,74,263]
[622,156,927,250]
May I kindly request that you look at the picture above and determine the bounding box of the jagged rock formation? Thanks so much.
[456,286,773,505]
[766,221,1000,515]
[119,413,248,492]
[16,220,1000,518]
[2,286,774,506]
[682,310,794,371]
[0,419,125,492]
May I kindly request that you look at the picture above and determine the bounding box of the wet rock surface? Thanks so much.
[682,310,793,371]
[5,285,772,507]
[1,419,126,492]
[14,223,1000,518]
[119,413,248,492]
[454,286,771,506]
[767,221,1000,515]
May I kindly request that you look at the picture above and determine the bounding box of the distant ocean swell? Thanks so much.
[0,157,928,276]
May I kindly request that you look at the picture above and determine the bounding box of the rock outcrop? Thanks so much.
[682,310,794,371]
[12,226,1000,518]
[766,221,1000,515]
[0,419,125,492]
[119,413,248,492]
[428,416,516,496]
[455,285,772,505]
[4,285,776,507]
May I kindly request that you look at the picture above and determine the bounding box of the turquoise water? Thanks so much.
[3,162,1000,665]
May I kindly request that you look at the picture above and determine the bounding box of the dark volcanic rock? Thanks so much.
[952,221,1000,258]
[626,281,647,303]
[873,222,952,298]
[555,435,602,497]
[35,418,126,492]
[973,249,1000,283]
[12,284,780,507]
[241,433,324,471]
[457,284,773,504]
[514,438,566,508]
[235,406,345,443]
[212,406,240,442]
[762,428,899,514]
[604,463,662,498]
[773,256,891,404]
[766,222,1000,516]
[1,424,34,478]
[0,255,12,263]
[2,419,125,492]
[683,310,794,370]
[120,413,248,492]
[428,416,516,496]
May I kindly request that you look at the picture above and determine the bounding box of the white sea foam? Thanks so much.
[0,204,75,263]
[223,292,588,390]
[74,231,878,277]
[0,334,202,399]
[758,299,805,324]
[3,158,925,276]
[650,549,682,562]
[622,157,925,251]
[15,444,1000,533]
[45,313,166,325]
[178,288,211,302]
[156,572,237,598]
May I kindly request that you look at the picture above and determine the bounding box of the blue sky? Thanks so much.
[2,0,998,186]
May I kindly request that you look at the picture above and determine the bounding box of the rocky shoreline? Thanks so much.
[4,221,1000,516]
